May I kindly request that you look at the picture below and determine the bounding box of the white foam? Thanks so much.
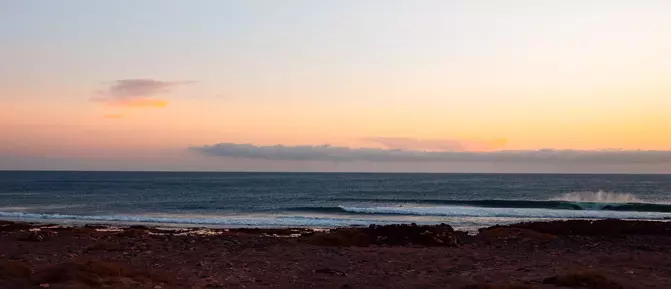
[2,204,670,229]
[550,191,642,203]
[0,211,402,227]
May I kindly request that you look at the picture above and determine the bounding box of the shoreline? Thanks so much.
[3,219,671,288]
[2,214,670,233]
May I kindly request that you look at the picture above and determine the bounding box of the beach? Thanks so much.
[2,219,671,288]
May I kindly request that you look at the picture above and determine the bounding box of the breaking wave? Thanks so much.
[332,205,671,219]
[288,192,671,213]
[550,191,642,203]
[2,192,669,228]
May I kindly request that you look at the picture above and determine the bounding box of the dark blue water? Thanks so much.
[1,171,671,230]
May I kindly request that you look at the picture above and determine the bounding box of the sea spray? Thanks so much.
[551,191,642,203]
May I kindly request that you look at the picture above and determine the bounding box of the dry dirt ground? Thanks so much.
[1,220,670,289]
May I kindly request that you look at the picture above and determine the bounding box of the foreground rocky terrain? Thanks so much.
[1,219,671,288]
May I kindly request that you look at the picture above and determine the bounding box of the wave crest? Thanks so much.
[551,191,642,203]
[336,205,671,219]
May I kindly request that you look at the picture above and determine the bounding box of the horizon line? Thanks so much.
[1,169,669,176]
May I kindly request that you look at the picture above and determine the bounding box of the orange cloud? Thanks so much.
[112,98,168,108]
[103,113,125,119]
[91,78,189,109]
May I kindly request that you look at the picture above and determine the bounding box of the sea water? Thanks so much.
[1,171,670,230]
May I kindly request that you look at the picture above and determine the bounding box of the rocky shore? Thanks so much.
[2,219,671,288]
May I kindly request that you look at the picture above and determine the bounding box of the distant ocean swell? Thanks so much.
[286,204,671,219]
[2,181,671,228]
[287,199,671,214]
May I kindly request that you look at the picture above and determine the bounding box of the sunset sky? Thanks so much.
[2,0,671,173]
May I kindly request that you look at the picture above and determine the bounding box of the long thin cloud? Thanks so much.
[189,143,671,164]
[363,137,508,151]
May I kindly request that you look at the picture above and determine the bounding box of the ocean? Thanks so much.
[1,171,670,231]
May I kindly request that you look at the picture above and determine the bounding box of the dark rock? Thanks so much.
[83,224,108,229]
[315,268,347,276]
[477,228,557,243]
[302,224,457,247]
[482,219,671,236]
[230,227,311,236]
[117,228,150,238]
[460,284,534,289]
[0,221,34,232]
[15,231,57,242]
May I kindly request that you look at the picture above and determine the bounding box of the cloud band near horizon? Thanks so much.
[189,143,671,164]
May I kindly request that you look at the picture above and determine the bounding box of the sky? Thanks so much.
[2,0,671,173]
